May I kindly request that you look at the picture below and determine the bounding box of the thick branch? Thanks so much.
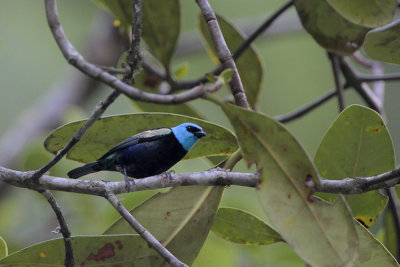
[0,166,259,196]
[196,0,250,109]
[105,192,188,267]
[316,167,400,194]
[41,190,74,267]
[5,164,400,196]
[44,0,209,104]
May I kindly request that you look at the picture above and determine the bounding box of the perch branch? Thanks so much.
[4,165,400,196]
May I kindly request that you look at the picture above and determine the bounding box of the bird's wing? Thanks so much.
[99,128,172,160]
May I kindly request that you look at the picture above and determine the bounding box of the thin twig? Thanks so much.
[149,0,293,92]
[44,0,209,105]
[328,53,345,112]
[32,90,121,179]
[105,192,188,267]
[196,0,250,109]
[274,88,341,123]
[41,190,74,267]
[232,0,293,61]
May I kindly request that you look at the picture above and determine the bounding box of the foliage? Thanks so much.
[2,0,400,267]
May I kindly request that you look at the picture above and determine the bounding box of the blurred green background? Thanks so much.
[1,0,400,266]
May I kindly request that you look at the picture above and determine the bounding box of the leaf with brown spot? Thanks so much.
[0,235,162,266]
[315,105,392,228]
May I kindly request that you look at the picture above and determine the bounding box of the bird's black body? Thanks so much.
[67,123,206,183]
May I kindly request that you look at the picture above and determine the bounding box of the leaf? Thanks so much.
[44,113,237,163]
[326,0,396,28]
[0,235,163,267]
[199,13,263,108]
[315,105,393,227]
[0,236,7,260]
[92,0,132,32]
[354,221,399,266]
[105,186,224,265]
[222,103,359,267]
[211,207,283,245]
[142,0,180,68]
[384,208,399,259]
[364,19,400,65]
[173,62,189,79]
[293,0,369,55]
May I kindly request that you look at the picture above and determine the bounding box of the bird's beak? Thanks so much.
[194,130,207,138]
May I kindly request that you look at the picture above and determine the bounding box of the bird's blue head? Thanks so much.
[171,123,207,151]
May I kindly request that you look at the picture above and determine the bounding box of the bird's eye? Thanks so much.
[186,126,199,133]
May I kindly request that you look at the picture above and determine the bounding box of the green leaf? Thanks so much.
[44,113,237,163]
[222,103,359,266]
[0,236,7,260]
[92,0,132,32]
[211,207,283,245]
[294,0,369,55]
[142,0,180,68]
[364,20,400,65]
[0,235,163,266]
[315,105,393,227]
[384,208,399,259]
[173,62,189,79]
[219,69,234,84]
[326,0,396,28]
[354,221,399,266]
[133,69,203,119]
[199,13,263,108]
[105,186,224,265]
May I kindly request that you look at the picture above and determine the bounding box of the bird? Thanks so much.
[67,122,207,189]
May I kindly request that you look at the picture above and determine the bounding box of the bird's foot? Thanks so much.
[162,170,174,181]
[123,169,135,193]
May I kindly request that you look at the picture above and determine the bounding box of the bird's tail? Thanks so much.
[67,161,101,179]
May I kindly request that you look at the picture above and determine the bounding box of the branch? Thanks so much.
[316,167,400,194]
[124,0,143,83]
[5,163,400,196]
[41,190,74,267]
[196,0,250,109]
[328,53,345,112]
[0,167,258,196]
[105,192,188,267]
[44,0,209,105]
